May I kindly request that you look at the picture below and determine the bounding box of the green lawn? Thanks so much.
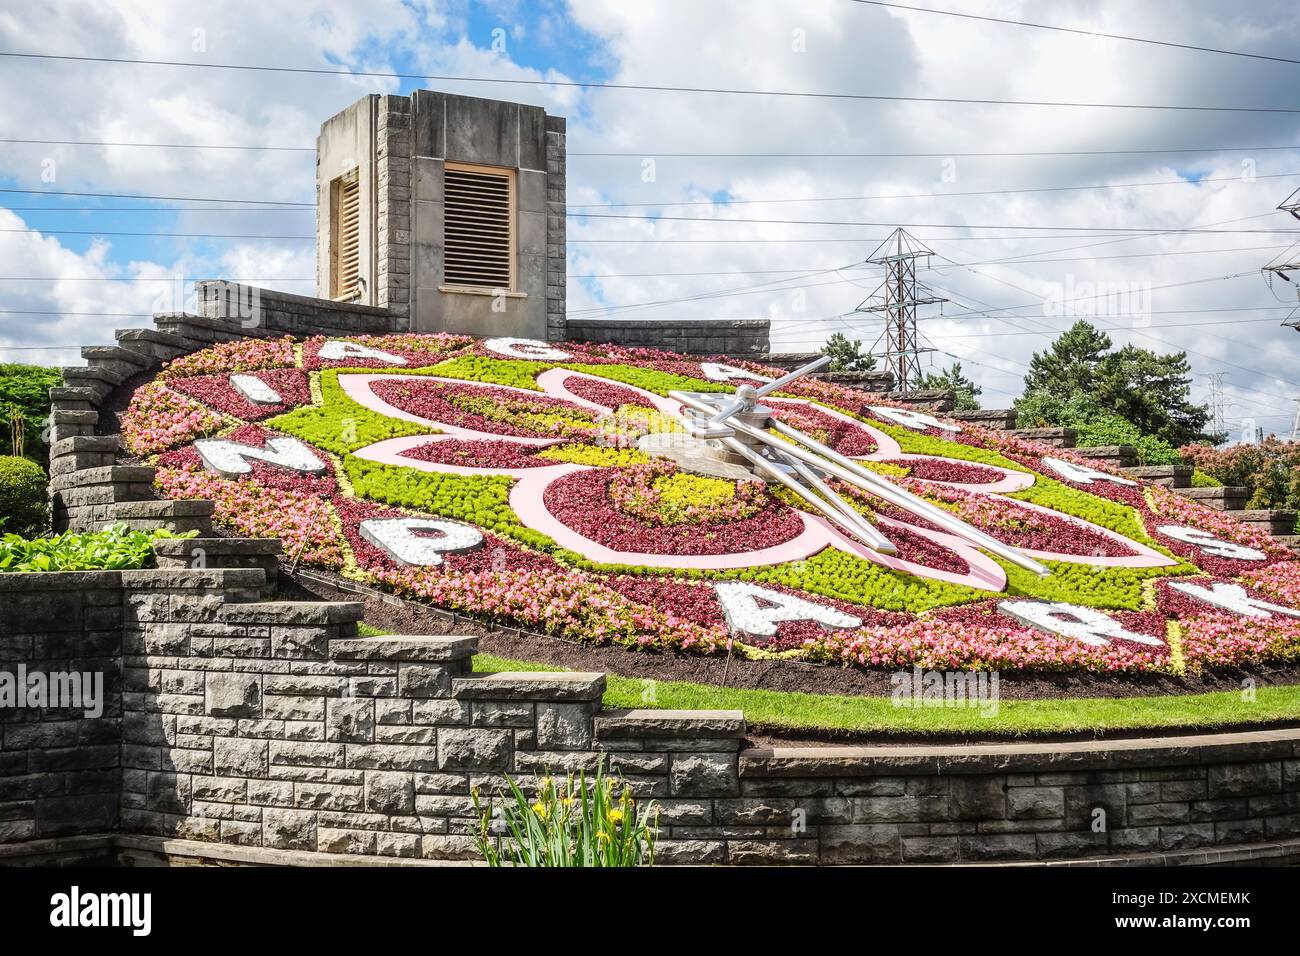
[470,652,1300,737]
[357,623,1300,737]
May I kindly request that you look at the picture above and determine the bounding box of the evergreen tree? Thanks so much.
[820,333,877,372]
[921,362,982,411]
[1021,320,1112,398]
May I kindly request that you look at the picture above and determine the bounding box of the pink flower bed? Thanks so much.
[167,368,311,420]
[559,375,653,411]
[302,333,473,369]
[158,335,296,380]
[121,382,224,456]
[158,424,337,496]
[882,457,1005,485]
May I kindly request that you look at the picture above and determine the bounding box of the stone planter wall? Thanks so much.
[3,568,1300,866]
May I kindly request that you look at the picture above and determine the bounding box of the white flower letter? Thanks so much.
[359,518,484,566]
[195,436,326,478]
[713,581,861,638]
[229,374,282,405]
[483,337,571,361]
[1040,457,1136,486]
[1168,580,1300,619]
[699,362,773,384]
[998,599,1164,648]
[867,406,961,433]
[1155,525,1266,561]
[318,340,407,365]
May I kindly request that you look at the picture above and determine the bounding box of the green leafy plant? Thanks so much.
[0,522,197,573]
[1190,468,1223,488]
[470,757,659,867]
[0,364,61,463]
[0,454,48,537]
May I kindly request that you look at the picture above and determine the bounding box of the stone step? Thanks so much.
[1123,464,1192,488]
[49,464,155,492]
[46,409,99,446]
[106,499,214,535]
[1273,534,1300,551]
[1008,427,1076,449]
[48,443,126,478]
[154,311,273,344]
[217,600,366,626]
[950,409,1017,430]
[114,327,200,364]
[452,671,607,702]
[153,537,281,597]
[1072,445,1139,469]
[1174,485,1250,511]
[886,389,954,412]
[81,344,152,379]
[329,635,478,661]
[1221,509,1298,536]
[59,366,121,402]
[48,385,102,413]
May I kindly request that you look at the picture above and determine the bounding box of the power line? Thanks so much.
[9,137,1300,159]
[573,144,1300,158]
[571,212,1300,234]
[847,0,1300,67]
[0,228,312,240]
[2,49,1298,113]
[569,171,1300,209]
[0,186,312,206]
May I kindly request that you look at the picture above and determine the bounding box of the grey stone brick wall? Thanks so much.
[195,281,400,338]
[4,565,1300,866]
[566,318,770,359]
[544,115,566,343]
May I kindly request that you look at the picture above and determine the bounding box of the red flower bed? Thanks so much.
[370,378,598,438]
[398,438,558,469]
[881,457,1005,485]
[767,403,878,455]
[542,467,806,556]
[560,376,653,411]
[167,368,311,421]
[159,423,337,496]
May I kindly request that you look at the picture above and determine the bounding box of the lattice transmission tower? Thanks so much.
[1264,187,1300,329]
[855,228,948,391]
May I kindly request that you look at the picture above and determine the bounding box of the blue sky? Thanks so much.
[2,0,1300,432]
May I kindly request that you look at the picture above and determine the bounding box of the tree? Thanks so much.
[820,333,877,372]
[920,362,982,411]
[1021,320,1112,399]
[1014,322,1214,447]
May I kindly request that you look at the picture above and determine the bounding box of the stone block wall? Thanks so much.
[566,318,770,359]
[4,566,1300,866]
[195,281,400,338]
[0,572,124,844]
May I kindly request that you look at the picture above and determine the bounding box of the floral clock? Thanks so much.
[119,333,1300,676]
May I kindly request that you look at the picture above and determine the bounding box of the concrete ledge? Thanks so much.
[742,726,1300,777]
[452,671,606,701]
[0,569,124,591]
[152,537,282,557]
[329,635,478,661]
[596,709,746,739]
[217,600,366,625]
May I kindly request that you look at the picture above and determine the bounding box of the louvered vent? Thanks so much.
[444,164,514,290]
[331,170,361,300]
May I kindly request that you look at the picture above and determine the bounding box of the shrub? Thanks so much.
[1179,438,1300,510]
[1014,391,1180,465]
[1190,468,1222,488]
[471,757,659,867]
[0,363,62,461]
[0,523,196,572]
[0,455,48,536]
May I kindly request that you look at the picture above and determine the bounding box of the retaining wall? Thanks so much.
[3,568,1300,866]
[566,318,770,358]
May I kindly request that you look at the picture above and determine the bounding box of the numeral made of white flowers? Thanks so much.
[1040,456,1136,486]
[867,406,961,433]
[483,337,571,361]
[359,517,484,566]
[713,581,862,638]
[229,373,282,405]
[699,362,773,384]
[1168,580,1296,618]
[998,599,1164,648]
[194,436,326,478]
[318,340,408,365]
[1155,525,1266,561]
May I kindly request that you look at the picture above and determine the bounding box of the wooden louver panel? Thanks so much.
[444,165,512,289]
[332,171,361,300]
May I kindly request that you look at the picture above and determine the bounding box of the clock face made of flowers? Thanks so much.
[122,333,1300,677]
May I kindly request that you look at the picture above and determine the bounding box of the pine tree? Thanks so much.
[1021,320,1112,398]
[820,333,877,372]
[921,362,982,411]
